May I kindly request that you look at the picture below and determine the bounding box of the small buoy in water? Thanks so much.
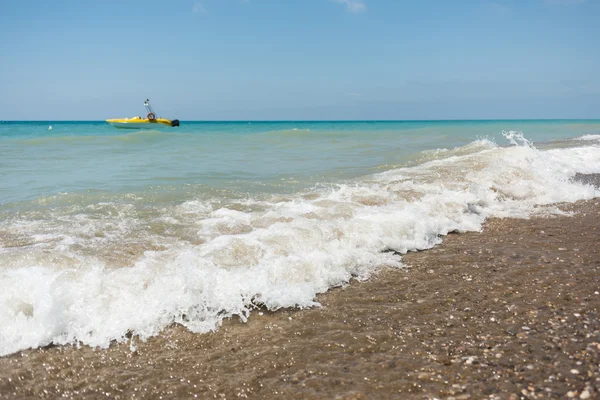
[48,125,53,130]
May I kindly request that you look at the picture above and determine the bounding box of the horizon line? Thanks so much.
[2,118,600,123]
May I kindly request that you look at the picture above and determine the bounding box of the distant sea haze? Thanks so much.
[1,119,599,356]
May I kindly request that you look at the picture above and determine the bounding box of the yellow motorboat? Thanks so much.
[106,99,179,129]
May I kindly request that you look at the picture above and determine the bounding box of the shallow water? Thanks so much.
[1,119,599,356]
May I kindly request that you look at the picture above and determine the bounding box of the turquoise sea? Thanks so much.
[1,119,600,356]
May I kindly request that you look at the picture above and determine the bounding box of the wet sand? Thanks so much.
[1,199,599,399]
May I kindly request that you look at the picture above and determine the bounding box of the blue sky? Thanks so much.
[0,0,598,120]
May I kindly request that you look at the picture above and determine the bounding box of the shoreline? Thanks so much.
[1,199,599,399]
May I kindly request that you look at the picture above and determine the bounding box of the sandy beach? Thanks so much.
[3,0,599,397]
[1,197,599,399]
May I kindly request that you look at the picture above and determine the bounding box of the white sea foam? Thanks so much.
[574,134,600,141]
[1,134,600,356]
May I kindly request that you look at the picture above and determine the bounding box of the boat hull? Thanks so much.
[106,118,174,129]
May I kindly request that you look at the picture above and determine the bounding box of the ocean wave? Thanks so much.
[1,135,600,356]
[574,134,600,141]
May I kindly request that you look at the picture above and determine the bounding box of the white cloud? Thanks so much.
[545,0,586,4]
[482,1,512,14]
[332,0,366,13]
[192,1,206,13]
